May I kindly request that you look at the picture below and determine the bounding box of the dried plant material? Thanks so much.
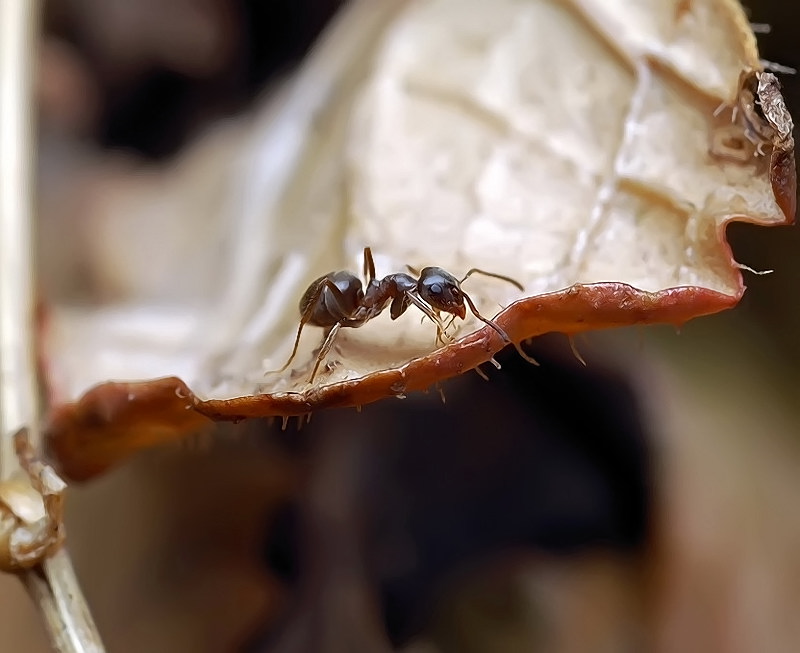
[711,70,796,218]
[0,430,66,570]
[42,0,794,480]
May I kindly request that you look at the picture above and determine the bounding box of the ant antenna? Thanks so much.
[460,268,524,291]
[461,293,539,366]
[457,268,536,365]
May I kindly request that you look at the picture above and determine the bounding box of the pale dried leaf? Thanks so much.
[41,0,794,479]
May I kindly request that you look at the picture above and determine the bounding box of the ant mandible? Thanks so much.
[269,247,537,382]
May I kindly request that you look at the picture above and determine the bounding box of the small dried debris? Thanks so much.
[0,430,67,571]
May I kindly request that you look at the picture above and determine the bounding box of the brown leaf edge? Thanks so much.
[46,280,747,482]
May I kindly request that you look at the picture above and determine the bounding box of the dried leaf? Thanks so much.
[42,0,795,480]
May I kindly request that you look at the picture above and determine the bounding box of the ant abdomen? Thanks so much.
[301,271,363,327]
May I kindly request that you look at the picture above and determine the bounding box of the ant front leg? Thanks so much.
[441,313,458,339]
[416,307,449,345]
[432,310,458,346]
[405,292,452,344]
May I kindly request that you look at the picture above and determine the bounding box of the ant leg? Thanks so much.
[442,313,458,337]
[390,289,450,343]
[268,278,353,376]
[309,322,342,382]
[424,309,450,346]
[267,281,328,375]
[435,313,450,346]
[460,268,524,292]
[363,247,376,283]
[406,292,454,345]
[418,310,449,347]
[436,312,463,346]
[462,293,539,365]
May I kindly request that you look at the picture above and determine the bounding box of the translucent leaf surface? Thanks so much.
[42,0,795,480]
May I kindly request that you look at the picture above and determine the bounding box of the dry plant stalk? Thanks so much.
[0,0,104,650]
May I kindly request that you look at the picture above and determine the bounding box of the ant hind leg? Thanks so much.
[267,277,353,377]
[266,282,327,376]
[309,322,342,382]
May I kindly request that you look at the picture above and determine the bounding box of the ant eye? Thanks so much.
[429,282,443,296]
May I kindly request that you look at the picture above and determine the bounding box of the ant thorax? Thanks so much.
[711,70,794,163]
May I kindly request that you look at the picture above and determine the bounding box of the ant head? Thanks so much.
[417,267,466,319]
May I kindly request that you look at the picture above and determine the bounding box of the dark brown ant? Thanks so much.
[269,247,537,382]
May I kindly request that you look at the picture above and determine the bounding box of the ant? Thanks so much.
[268,247,537,382]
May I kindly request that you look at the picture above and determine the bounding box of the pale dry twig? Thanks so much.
[0,1,104,650]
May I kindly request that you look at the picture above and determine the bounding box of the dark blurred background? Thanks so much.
[2,1,800,652]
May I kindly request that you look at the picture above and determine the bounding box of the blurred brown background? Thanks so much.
[4,1,800,652]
